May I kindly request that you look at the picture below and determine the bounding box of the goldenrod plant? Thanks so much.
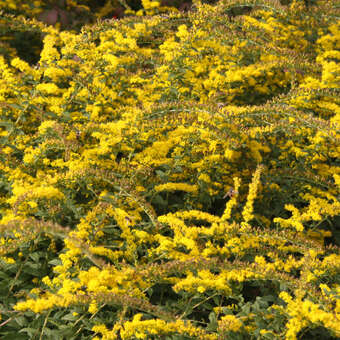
[0,0,339,339]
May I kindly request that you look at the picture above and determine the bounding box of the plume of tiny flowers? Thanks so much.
[241,165,263,229]
[221,177,241,222]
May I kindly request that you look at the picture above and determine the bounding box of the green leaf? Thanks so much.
[48,259,62,266]
[14,316,27,327]
[19,327,38,337]
[61,313,78,321]
[29,253,40,263]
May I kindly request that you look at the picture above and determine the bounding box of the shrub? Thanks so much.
[0,0,339,339]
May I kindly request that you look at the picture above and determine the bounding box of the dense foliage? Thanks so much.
[0,0,339,339]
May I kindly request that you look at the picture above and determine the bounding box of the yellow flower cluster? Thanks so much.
[93,313,217,340]
[218,314,243,333]
[154,182,198,194]
[0,0,339,339]
[279,290,340,340]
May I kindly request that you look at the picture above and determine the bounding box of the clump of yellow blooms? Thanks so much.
[0,0,339,339]
[218,314,243,333]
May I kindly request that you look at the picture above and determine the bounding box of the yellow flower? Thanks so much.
[242,165,263,223]
[154,182,198,194]
[218,315,243,333]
